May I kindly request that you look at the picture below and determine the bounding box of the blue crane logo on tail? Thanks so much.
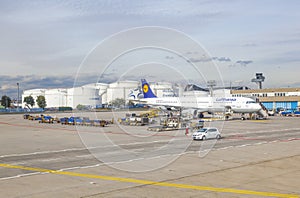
[141,79,157,98]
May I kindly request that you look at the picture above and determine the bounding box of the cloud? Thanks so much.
[236,60,253,66]
[241,43,258,47]
[1,1,299,90]
[271,38,300,45]
[276,50,300,63]
[288,81,300,87]
[0,1,223,23]
[227,60,253,68]
[165,56,174,59]
[212,57,231,62]
[186,51,199,55]
[187,56,231,63]
[88,1,223,18]
[0,74,106,98]
[187,57,211,63]
[228,64,236,68]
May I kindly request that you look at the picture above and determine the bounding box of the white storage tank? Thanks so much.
[67,86,100,109]
[95,83,109,106]
[106,81,139,105]
[22,89,46,108]
[45,89,67,108]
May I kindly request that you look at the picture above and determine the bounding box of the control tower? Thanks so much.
[251,73,265,89]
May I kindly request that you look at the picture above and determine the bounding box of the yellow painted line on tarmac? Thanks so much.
[249,120,269,123]
[0,163,298,198]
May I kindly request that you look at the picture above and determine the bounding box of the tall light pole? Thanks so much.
[17,82,19,110]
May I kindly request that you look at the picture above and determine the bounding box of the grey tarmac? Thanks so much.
[0,112,299,198]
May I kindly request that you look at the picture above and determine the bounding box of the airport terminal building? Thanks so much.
[231,88,300,111]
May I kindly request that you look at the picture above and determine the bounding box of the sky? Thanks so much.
[0,0,300,98]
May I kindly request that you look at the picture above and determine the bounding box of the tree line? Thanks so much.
[0,95,47,109]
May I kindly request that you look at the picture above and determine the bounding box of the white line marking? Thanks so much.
[76,154,92,158]
[0,139,185,159]
[0,172,40,181]
[253,142,264,145]
[0,148,85,158]
[41,158,62,162]
[78,164,101,169]
[2,127,299,159]
[217,146,233,150]
[0,136,295,181]
[224,128,300,136]
[59,167,80,171]
[236,144,251,148]
[254,141,268,145]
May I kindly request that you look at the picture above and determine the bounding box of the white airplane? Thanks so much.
[130,79,265,117]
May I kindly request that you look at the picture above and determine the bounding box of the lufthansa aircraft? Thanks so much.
[130,79,265,116]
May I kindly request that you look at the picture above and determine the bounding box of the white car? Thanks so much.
[192,127,221,140]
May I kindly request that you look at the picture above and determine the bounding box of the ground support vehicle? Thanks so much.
[39,115,54,124]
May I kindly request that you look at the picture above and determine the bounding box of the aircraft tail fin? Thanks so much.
[141,79,157,98]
